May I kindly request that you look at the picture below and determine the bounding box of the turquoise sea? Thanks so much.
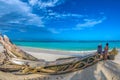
[14,41,120,51]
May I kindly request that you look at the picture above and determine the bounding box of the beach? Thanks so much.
[20,46,97,61]
[0,0,120,79]
[0,46,120,80]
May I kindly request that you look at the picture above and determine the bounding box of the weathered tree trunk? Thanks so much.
[0,35,38,61]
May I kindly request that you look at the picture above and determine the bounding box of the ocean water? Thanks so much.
[14,41,120,51]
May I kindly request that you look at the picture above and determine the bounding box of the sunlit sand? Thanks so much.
[0,46,120,80]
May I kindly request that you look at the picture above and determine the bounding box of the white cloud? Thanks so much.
[0,0,107,35]
[48,28,59,34]
[48,10,83,18]
[0,0,44,29]
[0,29,9,33]
[46,10,84,20]
[28,0,65,8]
[51,16,107,33]
[0,0,30,15]
[29,0,38,6]
[76,16,106,29]
[56,13,84,18]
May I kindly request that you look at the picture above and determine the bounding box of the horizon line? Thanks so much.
[12,40,120,42]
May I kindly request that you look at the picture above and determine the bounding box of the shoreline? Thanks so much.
[1,44,97,52]
[0,46,119,62]
[18,45,97,52]
[0,46,96,61]
[19,46,96,61]
[19,46,97,53]
[19,46,120,55]
[0,46,120,80]
[13,41,120,52]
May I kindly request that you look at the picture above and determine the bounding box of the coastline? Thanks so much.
[0,46,119,61]
[14,41,120,51]
[0,46,96,61]
[0,46,120,80]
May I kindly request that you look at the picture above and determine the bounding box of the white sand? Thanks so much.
[20,46,96,61]
[0,46,95,61]
[0,46,120,80]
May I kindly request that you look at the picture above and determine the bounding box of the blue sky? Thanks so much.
[0,0,120,41]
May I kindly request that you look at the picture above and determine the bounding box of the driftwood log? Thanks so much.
[0,34,118,75]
